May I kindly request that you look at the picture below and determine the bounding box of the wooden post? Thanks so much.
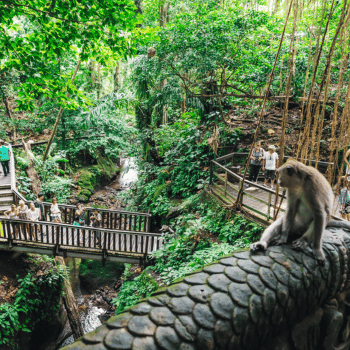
[237,180,244,205]
[210,162,213,184]
[267,192,272,221]
[55,257,84,340]
[146,216,151,232]
[224,170,228,197]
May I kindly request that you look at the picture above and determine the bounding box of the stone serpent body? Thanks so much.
[63,227,350,350]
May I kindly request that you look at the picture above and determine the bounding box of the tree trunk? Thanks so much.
[97,63,101,99]
[23,140,42,195]
[114,61,120,92]
[89,60,96,89]
[2,94,16,140]
[55,257,84,340]
[43,59,81,161]
[273,0,280,14]
[159,1,169,27]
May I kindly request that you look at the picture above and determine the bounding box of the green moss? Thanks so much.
[75,154,120,201]
[79,259,124,292]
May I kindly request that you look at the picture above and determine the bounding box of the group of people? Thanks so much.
[248,141,279,188]
[3,193,102,244]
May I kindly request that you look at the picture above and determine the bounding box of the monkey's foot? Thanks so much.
[313,248,325,266]
[292,238,308,250]
[271,236,288,246]
[250,241,267,252]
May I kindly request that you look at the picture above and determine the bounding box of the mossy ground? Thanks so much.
[76,153,120,202]
[79,259,125,292]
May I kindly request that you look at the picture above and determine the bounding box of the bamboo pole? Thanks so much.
[234,0,294,208]
[273,0,299,220]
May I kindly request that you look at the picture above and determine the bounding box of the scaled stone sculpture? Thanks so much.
[63,227,350,350]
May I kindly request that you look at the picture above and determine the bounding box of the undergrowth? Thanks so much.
[149,202,263,284]
[111,265,158,314]
[111,196,263,313]
[0,256,67,350]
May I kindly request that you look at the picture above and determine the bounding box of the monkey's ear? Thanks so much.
[286,166,294,176]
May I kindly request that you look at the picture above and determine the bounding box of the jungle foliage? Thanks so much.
[0,256,67,350]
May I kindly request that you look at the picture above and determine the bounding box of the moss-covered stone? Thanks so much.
[75,153,120,202]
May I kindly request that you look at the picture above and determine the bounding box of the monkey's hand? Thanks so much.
[250,241,268,252]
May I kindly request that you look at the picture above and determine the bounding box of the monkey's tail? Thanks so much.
[327,220,350,231]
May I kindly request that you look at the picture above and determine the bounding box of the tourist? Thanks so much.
[76,204,86,226]
[90,209,102,246]
[27,202,40,240]
[344,148,350,181]
[50,197,62,223]
[34,192,45,221]
[262,145,279,189]
[338,177,350,220]
[17,200,29,236]
[4,204,19,239]
[0,140,10,177]
[247,141,265,185]
[17,200,28,220]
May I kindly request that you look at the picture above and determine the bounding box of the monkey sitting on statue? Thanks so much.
[250,158,350,265]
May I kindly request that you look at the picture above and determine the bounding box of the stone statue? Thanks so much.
[62,226,350,350]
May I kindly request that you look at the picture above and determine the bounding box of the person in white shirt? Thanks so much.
[27,202,39,239]
[50,197,62,223]
[262,145,279,188]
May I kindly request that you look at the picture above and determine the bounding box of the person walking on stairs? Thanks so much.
[0,140,10,177]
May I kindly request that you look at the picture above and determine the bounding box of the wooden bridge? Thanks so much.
[0,144,161,264]
[209,152,340,225]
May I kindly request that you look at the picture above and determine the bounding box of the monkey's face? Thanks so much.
[277,162,303,188]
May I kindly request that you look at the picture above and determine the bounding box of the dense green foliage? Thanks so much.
[149,197,263,284]
[0,0,143,110]
[0,256,67,350]
[112,265,158,314]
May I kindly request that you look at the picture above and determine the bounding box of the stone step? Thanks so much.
[0,196,13,205]
[0,189,12,197]
[0,184,11,190]
[0,206,11,214]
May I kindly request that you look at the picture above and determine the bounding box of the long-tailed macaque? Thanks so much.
[250,159,350,264]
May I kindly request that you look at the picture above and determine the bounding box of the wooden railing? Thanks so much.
[12,190,152,232]
[210,152,337,223]
[215,152,332,174]
[9,144,16,191]
[210,159,286,222]
[0,218,162,264]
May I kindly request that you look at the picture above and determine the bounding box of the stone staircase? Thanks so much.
[0,173,13,216]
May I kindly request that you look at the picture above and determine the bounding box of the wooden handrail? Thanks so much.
[0,218,161,236]
[12,189,151,217]
[9,144,16,190]
[215,152,333,167]
[212,160,286,198]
